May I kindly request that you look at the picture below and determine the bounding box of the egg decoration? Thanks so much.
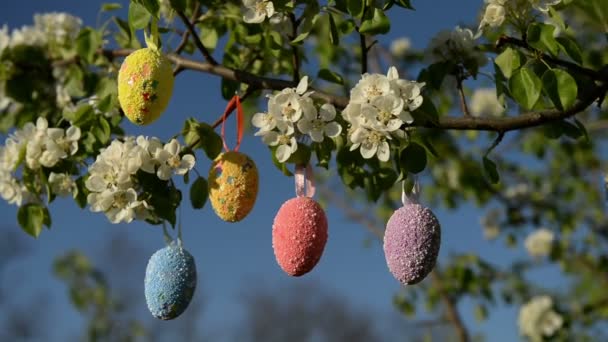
[383,203,441,285]
[208,151,258,222]
[144,242,197,320]
[272,196,328,276]
[118,48,174,125]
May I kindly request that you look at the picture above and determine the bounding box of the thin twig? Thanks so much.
[288,13,300,82]
[176,10,218,65]
[485,131,506,157]
[174,2,201,54]
[456,77,471,117]
[359,32,368,74]
[431,271,470,342]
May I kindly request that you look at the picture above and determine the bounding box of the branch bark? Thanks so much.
[101,49,606,133]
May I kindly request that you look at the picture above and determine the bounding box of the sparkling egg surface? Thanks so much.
[383,203,441,285]
[272,196,328,276]
[118,48,174,125]
[144,242,197,320]
[208,151,258,222]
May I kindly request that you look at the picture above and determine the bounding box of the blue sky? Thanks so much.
[0,1,554,341]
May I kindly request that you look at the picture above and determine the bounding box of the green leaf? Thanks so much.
[139,0,160,19]
[359,8,390,35]
[201,28,218,50]
[317,68,344,84]
[190,177,208,209]
[93,117,112,144]
[474,304,488,322]
[328,13,340,46]
[129,2,151,31]
[556,37,583,64]
[509,67,542,110]
[221,78,239,100]
[18,204,50,238]
[395,0,415,9]
[527,23,559,56]
[101,3,122,12]
[169,0,187,12]
[482,157,499,184]
[542,69,578,110]
[287,143,311,165]
[494,47,521,79]
[76,27,100,63]
[346,0,364,18]
[197,123,223,160]
[291,13,320,44]
[400,142,427,174]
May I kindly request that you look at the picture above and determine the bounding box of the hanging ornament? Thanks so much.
[208,95,259,222]
[383,179,441,285]
[272,164,328,276]
[145,224,197,320]
[118,18,174,125]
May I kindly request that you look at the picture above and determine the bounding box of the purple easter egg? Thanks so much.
[383,203,441,285]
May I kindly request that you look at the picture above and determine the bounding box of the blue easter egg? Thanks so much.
[144,242,197,320]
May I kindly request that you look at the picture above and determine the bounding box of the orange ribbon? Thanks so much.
[220,95,244,152]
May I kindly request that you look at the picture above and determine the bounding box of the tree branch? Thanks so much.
[176,10,218,65]
[174,2,201,55]
[101,49,606,132]
[359,33,368,74]
[432,271,470,342]
[288,13,300,82]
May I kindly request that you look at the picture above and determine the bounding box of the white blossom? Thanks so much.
[349,127,391,162]
[390,37,411,58]
[9,25,47,47]
[297,103,342,142]
[470,88,505,117]
[429,26,487,67]
[154,139,196,181]
[48,172,76,197]
[0,171,23,206]
[476,1,507,37]
[252,112,279,133]
[242,0,275,24]
[260,125,298,163]
[33,12,82,46]
[530,0,562,12]
[518,296,563,341]
[136,136,163,174]
[342,67,424,161]
[524,228,554,258]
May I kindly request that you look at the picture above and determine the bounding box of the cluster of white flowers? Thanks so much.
[470,88,505,117]
[0,117,81,206]
[0,12,81,53]
[242,0,275,24]
[33,12,82,46]
[342,67,424,162]
[390,37,412,58]
[524,228,555,258]
[518,296,564,341]
[429,26,487,67]
[86,137,195,224]
[252,76,341,162]
[476,0,563,37]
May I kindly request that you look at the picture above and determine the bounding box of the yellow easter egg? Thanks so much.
[117,48,174,125]
[208,151,259,222]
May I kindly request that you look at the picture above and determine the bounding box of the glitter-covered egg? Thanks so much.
[118,48,174,125]
[144,242,197,320]
[272,197,328,276]
[383,203,441,285]
[208,151,258,222]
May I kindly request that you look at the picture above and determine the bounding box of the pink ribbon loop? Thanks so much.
[295,164,315,198]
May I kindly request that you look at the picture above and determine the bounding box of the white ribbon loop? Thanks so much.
[295,164,316,198]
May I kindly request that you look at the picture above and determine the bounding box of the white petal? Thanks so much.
[387,66,399,80]
[297,119,312,134]
[324,122,342,137]
[377,141,390,162]
[265,1,275,18]
[310,129,324,142]
[243,9,265,23]
[157,165,172,180]
[360,143,377,159]
[66,126,81,141]
[399,111,414,124]
[319,103,336,121]
[86,175,107,192]
[252,113,269,129]
[296,76,309,95]
[261,131,279,145]
[164,139,180,156]
[276,145,291,162]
